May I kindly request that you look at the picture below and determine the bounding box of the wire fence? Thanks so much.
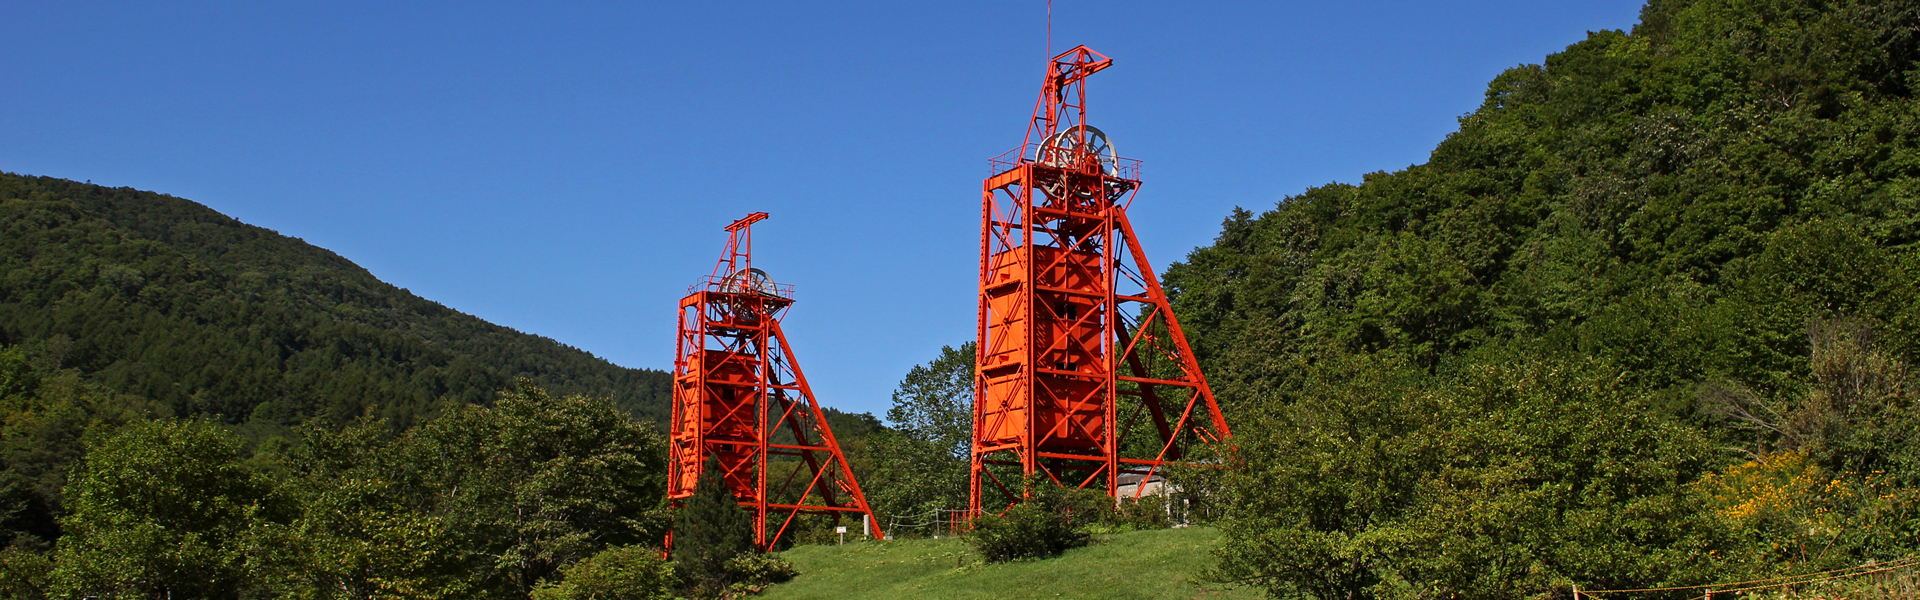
[883,508,972,539]
[1575,556,1920,599]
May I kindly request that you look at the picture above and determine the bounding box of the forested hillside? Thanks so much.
[0,173,670,427]
[1162,0,1920,597]
[0,173,695,598]
[0,172,907,599]
[10,0,1920,598]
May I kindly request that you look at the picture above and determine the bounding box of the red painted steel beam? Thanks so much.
[969,47,1233,521]
[668,214,884,551]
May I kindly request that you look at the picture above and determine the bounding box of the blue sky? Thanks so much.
[2,1,1646,418]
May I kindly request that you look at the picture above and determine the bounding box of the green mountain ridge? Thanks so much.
[0,172,671,427]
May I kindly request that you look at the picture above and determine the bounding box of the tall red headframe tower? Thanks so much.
[669,212,882,548]
[971,47,1232,516]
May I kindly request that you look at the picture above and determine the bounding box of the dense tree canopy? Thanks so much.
[0,173,672,429]
[0,171,882,599]
[5,382,669,600]
[51,419,289,599]
[1163,0,1920,597]
[866,343,974,523]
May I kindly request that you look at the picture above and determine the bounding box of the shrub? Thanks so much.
[531,545,676,600]
[968,483,1096,562]
[970,502,1088,562]
[1104,494,1174,532]
[721,552,798,596]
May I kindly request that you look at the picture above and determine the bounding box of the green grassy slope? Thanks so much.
[762,527,1260,600]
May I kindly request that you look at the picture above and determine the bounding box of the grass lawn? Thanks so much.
[759,526,1263,600]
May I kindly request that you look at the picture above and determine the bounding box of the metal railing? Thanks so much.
[689,274,794,298]
[989,143,1142,181]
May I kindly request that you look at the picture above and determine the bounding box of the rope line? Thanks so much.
[1577,555,1920,597]
[1713,560,1920,595]
[885,508,971,535]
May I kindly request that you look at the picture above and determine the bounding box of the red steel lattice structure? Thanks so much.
[669,212,882,548]
[971,46,1232,517]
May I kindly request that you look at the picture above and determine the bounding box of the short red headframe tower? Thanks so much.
[669,213,882,547]
[971,47,1232,516]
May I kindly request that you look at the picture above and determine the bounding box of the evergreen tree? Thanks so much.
[670,455,754,597]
